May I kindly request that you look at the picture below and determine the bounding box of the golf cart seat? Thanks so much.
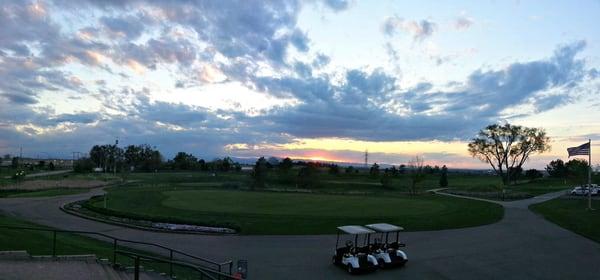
[388,242,406,250]
[357,245,372,254]
[337,246,351,256]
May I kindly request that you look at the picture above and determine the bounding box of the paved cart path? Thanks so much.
[1,189,600,279]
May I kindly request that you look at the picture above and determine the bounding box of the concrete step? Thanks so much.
[0,251,169,280]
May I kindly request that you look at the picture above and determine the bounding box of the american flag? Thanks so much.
[567,142,590,157]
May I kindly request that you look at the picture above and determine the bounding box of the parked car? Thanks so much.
[570,185,600,196]
[571,186,588,196]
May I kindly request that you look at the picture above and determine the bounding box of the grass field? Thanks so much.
[89,185,503,234]
[530,198,600,243]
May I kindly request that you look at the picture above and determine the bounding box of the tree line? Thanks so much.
[545,158,590,184]
[74,144,240,173]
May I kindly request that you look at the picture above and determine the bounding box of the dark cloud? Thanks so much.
[243,41,591,142]
[100,15,146,39]
[49,112,100,124]
[532,94,572,112]
[322,0,350,12]
[2,93,38,104]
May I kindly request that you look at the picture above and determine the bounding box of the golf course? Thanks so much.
[86,185,503,234]
[63,169,585,235]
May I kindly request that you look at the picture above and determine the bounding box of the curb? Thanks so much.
[60,202,237,236]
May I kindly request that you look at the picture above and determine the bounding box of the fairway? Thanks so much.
[89,187,503,235]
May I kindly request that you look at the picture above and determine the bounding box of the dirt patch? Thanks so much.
[1,179,111,191]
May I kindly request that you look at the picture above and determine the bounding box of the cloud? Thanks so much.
[382,16,437,41]
[322,0,350,12]
[100,15,146,39]
[454,16,474,30]
[2,93,38,104]
[243,41,591,142]
[0,1,597,166]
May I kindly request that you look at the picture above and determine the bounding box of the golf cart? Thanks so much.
[332,225,379,274]
[365,223,408,268]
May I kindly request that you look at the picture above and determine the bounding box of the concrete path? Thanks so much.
[1,189,600,279]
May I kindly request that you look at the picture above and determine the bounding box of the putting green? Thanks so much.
[89,187,503,234]
[162,190,446,217]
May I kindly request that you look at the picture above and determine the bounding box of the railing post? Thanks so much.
[52,231,57,257]
[134,256,140,280]
[113,239,117,265]
[169,249,173,278]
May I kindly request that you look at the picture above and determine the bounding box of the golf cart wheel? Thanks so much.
[347,264,354,274]
[378,259,385,268]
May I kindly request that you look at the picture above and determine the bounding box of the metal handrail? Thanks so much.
[0,225,236,278]
[115,250,239,280]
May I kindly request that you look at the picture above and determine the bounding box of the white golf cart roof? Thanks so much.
[364,223,404,233]
[337,225,375,234]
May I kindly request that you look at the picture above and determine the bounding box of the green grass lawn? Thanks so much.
[1,188,89,198]
[445,175,576,198]
[0,214,119,257]
[89,186,503,234]
[530,198,600,243]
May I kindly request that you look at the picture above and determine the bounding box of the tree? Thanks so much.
[173,152,197,170]
[380,172,394,189]
[566,159,588,184]
[47,162,55,171]
[389,165,398,176]
[11,157,19,168]
[74,158,94,173]
[198,159,207,171]
[280,157,293,171]
[398,164,406,174]
[439,165,448,188]
[546,159,567,178]
[468,123,550,186]
[345,166,355,174]
[369,163,380,178]
[508,166,523,184]
[89,145,107,169]
[297,162,319,188]
[408,156,425,194]
[328,164,340,175]
[251,157,268,189]
[524,169,543,181]
[423,165,434,174]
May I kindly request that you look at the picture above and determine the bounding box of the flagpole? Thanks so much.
[589,139,593,210]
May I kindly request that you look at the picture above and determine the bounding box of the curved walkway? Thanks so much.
[1,189,600,279]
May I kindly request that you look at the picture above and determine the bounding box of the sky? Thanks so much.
[0,0,599,169]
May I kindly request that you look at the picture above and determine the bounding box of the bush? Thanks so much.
[74,158,94,173]
[524,169,543,181]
